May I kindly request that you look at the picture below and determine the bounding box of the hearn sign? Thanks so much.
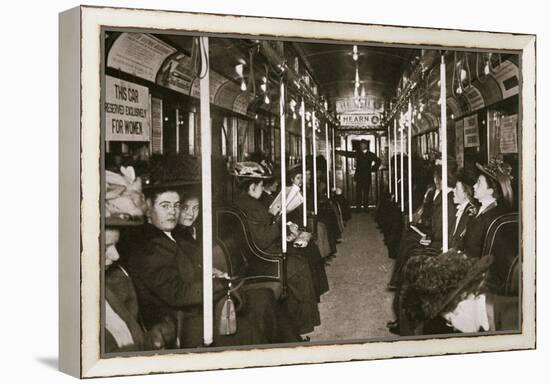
[338,113,382,127]
[335,95,384,128]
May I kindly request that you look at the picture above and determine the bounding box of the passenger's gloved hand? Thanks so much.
[419,236,432,246]
[286,222,299,242]
[212,268,229,279]
[293,231,312,248]
[147,315,176,349]
[288,222,299,234]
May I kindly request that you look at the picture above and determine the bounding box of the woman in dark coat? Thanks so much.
[388,166,457,335]
[105,226,176,352]
[173,190,302,343]
[284,165,330,301]
[125,186,275,348]
[231,162,322,335]
[459,162,512,259]
[103,166,175,353]
[402,160,516,334]
[389,166,457,288]
[449,176,479,250]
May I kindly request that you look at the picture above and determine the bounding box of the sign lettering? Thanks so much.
[105,76,150,142]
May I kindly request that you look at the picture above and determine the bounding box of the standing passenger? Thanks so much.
[337,139,381,209]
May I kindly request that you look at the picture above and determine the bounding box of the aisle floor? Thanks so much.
[307,211,395,341]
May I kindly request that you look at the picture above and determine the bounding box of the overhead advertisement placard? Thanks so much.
[463,115,480,148]
[336,95,384,129]
[335,95,384,114]
[338,113,382,127]
[105,76,150,142]
[107,33,176,82]
[500,114,518,154]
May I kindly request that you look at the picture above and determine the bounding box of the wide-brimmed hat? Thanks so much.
[287,164,303,180]
[402,249,493,322]
[229,161,273,179]
[105,166,145,227]
[476,158,514,206]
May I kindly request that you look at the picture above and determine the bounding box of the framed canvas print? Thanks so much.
[59,5,536,378]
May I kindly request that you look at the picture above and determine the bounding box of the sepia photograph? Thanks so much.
[57,4,536,378]
[102,31,523,352]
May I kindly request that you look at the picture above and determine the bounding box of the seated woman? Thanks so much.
[103,167,175,353]
[175,190,201,244]
[259,177,279,210]
[284,165,330,301]
[304,168,340,256]
[418,173,479,334]
[125,184,276,348]
[389,166,457,288]
[388,166,457,335]
[458,161,512,258]
[231,162,322,335]
[449,174,479,250]
[174,189,302,343]
[402,159,515,334]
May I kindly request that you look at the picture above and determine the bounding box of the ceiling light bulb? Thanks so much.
[456,87,462,94]
[240,80,247,91]
[437,98,441,105]
[260,83,267,92]
[293,112,297,120]
[484,61,490,75]
[451,113,455,119]
[264,94,270,104]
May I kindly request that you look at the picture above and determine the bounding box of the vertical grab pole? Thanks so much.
[393,118,398,203]
[301,98,307,228]
[325,120,331,199]
[388,122,392,195]
[407,100,413,221]
[332,125,336,188]
[280,79,288,298]
[312,112,318,215]
[280,81,287,253]
[199,36,213,347]
[440,55,449,252]
[400,113,405,213]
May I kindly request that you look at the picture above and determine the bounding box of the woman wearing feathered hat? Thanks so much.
[400,159,516,334]
[460,158,513,259]
[231,161,322,336]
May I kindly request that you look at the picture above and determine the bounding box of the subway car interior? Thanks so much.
[102,31,521,353]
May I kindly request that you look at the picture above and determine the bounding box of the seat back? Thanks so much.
[214,205,284,287]
[482,213,520,296]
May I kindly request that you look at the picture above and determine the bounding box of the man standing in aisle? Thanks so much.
[338,139,381,210]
